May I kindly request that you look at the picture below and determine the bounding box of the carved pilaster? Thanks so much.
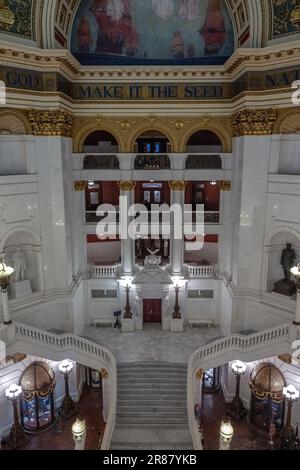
[232,109,277,136]
[118,181,136,191]
[29,110,73,137]
[169,181,187,191]
[219,180,231,191]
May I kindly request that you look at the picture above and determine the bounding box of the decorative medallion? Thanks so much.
[169,181,188,191]
[74,180,87,192]
[219,180,231,191]
[29,110,73,137]
[100,368,109,380]
[174,120,185,131]
[232,109,277,136]
[195,369,204,380]
[118,181,136,191]
[0,0,15,29]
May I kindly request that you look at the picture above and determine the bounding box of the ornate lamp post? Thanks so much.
[172,284,182,319]
[72,418,87,451]
[0,254,14,325]
[280,384,300,448]
[219,420,234,450]
[5,384,27,449]
[124,284,133,319]
[59,359,77,419]
[227,360,247,421]
[291,264,300,325]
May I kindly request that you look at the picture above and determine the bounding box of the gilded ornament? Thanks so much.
[100,368,109,380]
[29,110,73,137]
[118,181,136,191]
[121,120,131,131]
[195,369,204,380]
[174,120,185,131]
[232,110,277,136]
[74,181,87,192]
[0,0,15,29]
[169,181,187,191]
[219,180,231,191]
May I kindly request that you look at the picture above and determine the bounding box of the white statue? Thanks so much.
[12,249,27,282]
[144,249,162,269]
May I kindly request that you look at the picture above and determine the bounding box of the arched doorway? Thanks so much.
[134,130,170,154]
[19,361,56,432]
[249,362,286,435]
[83,130,119,153]
[186,130,223,153]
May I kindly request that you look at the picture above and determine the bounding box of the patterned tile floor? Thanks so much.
[2,386,105,451]
[201,390,279,450]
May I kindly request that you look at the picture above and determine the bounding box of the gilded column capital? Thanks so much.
[232,109,277,136]
[118,181,136,191]
[74,180,87,192]
[169,181,187,191]
[100,368,109,380]
[219,180,231,191]
[29,110,73,137]
[195,369,204,380]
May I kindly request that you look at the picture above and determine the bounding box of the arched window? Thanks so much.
[186,130,222,153]
[134,131,170,154]
[83,130,119,153]
[19,361,56,432]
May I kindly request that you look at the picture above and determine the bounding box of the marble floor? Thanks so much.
[83,325,224,363]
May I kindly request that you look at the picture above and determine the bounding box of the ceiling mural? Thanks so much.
[0,0,36,40]
[269,0,300,39]
[71,0,235,65]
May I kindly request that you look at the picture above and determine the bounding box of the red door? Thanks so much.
[143,299,162,324]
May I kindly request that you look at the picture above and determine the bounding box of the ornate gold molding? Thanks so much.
[219,180,231,191]
[29,110,73,137]
[100,368,109,380]
[74,181,87,192]
[232,109,277,136]
[169,181,188,191]
[118,181,136,192]
[0,0,15,30]
[195,369,204,380]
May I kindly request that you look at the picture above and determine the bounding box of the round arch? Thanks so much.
[73,123,124,153]
[179,122,232,153]
[264,226,300,246]
[0,109,31,135]
[128,123,176,153]
[274,110,300,135]
[0,225,42,252]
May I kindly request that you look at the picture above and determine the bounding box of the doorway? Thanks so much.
[143,299,162,324]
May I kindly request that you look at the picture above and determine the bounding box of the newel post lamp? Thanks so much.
[172,284,182,319]
[72,418,87,451]
[0,254,14,325]
[59,359,77,419]
[227,360,247,421]
[291,264,300,325]
[124,284,133,319]
[5,384,27,449]
[219,420,234,450]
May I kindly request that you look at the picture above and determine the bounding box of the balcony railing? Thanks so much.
[90,264,118,278]
[83,154,119,170]
[134,154,171,170]
[188,265,214,278]
[186,154,222,170]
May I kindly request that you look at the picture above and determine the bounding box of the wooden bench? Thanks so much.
[91,319,113,328]
[189,319,214,328]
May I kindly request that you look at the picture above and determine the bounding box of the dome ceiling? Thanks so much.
[0,0,299,59]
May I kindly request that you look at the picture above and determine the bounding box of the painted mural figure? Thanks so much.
[152,0,174,20]
[179,0,199,21]
[76,16,93,52]
[200,0,226,55]
[171,31,185,58]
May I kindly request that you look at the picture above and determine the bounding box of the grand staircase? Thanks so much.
[110,362,193,450]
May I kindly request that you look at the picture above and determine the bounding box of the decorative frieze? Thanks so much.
[28,110,73,137]
[232,109,277,136]
[118,181,136,192]
[219,180,231,191]
[169,181,187,191]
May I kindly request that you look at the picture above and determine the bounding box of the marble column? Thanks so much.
[1,290,11,325]
[118,181,136,276]
[169,181,187,276]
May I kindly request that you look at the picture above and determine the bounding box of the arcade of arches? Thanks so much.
[1,0,300,453]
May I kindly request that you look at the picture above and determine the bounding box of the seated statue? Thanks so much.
[144,249,161,269]
[12,249,27,282]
